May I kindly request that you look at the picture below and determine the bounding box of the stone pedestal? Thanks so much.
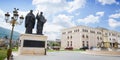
[18,34,47,55]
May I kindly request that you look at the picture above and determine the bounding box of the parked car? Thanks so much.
[53,46,60,50]
[79,46,88,50]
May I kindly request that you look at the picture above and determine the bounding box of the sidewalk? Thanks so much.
[4,51,120,60]
[82,50,120,56]
[4,52,47,60]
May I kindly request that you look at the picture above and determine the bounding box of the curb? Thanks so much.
[81,51,120,57]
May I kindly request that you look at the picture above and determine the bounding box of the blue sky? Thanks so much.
[0,0,120,40]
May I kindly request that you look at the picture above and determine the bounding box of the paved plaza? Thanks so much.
[5,51,120,60]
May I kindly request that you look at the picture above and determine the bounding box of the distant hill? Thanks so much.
[0,27,20,40]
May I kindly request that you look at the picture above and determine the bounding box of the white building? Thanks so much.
[61,26,120,49]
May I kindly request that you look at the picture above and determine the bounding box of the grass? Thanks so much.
[0,50,7,60]
[47,49,59,52]
[0,47,18,60]
[12,48,18,51]
[73,49,85,52]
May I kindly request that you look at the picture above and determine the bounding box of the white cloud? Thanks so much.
[77,15,99,24]
[32,0,62,4]
[44,32,60,40]
[18,11,28,18]
[96,11,104,16]
[0,9,4,22]
[44,23,64,33]
[109,19,120,28]
[0,22,11,29]
[52,14,75,27]
[77,11,104,24]
[66,0,86,12]
[109,12,120,28]
[43,22,64,40]
[109,13,120,18]
[32,0,86,13]
[0,9,12,30]
[43,14,75,40]
[32,0,67,15]
[97,0,119,5]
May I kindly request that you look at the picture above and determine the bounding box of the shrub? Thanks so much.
[65,47,73,50]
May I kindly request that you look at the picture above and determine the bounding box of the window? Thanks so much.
[82,35,85,38]
[113,39,115,41]
[67,36,72,39]
[77,29,79,32]
[109,33,111,36]
[100,37,102,40]
[90,30,95,34]
[67,41,69,47]
[97,37,99,40]
[70,41,72,46]
[118,35,120,37]
[74,30,77,32]
[62,32,66,34]
[68,31,72,33]
[67,36,69,39]
[86,41,89,47]
[105,33,107,36]
[109,38,111,40]
[82,29,88,32]
[70,36,72,39]
[97,32,101,34]
[86,35,88,38]
[87,41,88,43]
[82,41,85,47]
[74,29,79,32]
[112,33,116,36]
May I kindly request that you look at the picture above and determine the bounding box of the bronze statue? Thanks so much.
[25,10,35,34]
[36,12,46,35]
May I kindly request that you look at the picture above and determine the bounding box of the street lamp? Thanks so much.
[4,8,24,60]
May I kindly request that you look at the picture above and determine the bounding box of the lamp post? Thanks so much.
[4,8,24,60]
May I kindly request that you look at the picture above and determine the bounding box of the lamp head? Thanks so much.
[5,12,10,22]
[19,15,24,25]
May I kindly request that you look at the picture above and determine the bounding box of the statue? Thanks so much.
[36,12,47,35]
[25,10,35,34]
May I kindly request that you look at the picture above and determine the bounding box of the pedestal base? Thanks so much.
[18,34,47,55]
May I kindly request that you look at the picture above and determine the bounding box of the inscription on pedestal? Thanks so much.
[23,40,45,48]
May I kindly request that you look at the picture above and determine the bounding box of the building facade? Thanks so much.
[61,26,120,49]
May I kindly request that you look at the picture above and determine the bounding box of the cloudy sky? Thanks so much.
[0,0,120,40]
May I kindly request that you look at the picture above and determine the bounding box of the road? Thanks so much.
[7,51,120,60]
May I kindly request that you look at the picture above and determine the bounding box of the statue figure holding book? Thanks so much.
[36,12,47,35]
